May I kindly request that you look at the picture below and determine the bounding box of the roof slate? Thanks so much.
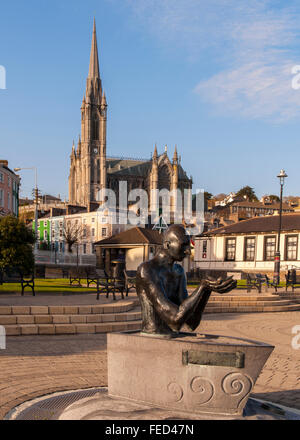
[95,226,164,246]
[202,214,300,236]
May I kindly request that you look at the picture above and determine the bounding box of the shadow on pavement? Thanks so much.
[252,389,300,411]
[0,333,108,357]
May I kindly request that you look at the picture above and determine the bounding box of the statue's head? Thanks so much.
[162,224,191,262]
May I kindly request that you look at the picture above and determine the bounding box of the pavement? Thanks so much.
[0,289,299,419]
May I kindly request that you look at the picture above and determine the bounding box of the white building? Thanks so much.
[35,208,131,265]
[195,213,300,275]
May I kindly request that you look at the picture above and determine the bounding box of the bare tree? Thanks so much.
[63,221,83,253]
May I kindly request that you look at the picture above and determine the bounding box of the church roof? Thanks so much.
[106,156,190,181]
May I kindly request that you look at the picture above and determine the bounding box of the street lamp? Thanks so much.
[273,169,288,286]
[14,167,39,252]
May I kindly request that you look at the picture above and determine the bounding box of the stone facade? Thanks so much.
[68,20,192,212]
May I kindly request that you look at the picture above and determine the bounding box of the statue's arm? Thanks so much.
[185,276,238,331]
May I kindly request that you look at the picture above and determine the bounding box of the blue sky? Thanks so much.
[1,0,300,200]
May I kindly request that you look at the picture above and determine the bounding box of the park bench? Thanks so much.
[124,270,137,296]
[96,269,124,301]
[245,273,280,293]
[84,267,103,288]
[0,267,35,296]
[285,269,300,292]
[246,273,263,293]
[69,267,86,287]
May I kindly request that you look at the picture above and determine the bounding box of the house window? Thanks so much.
[264,236,276,261]
[225,238,236,261]
[83,244,86,254]
[92,228,95,237]
[285,235,298,261]
[102,228,107,237]
[244,237,255,261]
[7,192,10,210]
[0,172,3,183]
[0,189,3,207]
[44,230,48,240]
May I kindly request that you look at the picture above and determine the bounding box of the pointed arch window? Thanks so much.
[93,116,99,140]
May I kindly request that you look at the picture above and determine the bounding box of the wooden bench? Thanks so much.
[124,270,137,296]
[245,273,281,293]
[84,267,103,288]
[246,273,263,293]
[69,267,86,287]
[0,267,35,296]
[285,269,300,292]
[96,269,124,301]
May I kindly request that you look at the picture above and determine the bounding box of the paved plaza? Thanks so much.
[0,292,299,419]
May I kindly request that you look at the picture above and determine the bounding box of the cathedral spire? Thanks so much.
[88,18,100,79]
[173,145,178,164]
[153,144,158,160]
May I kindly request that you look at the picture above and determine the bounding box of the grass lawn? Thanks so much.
[0,278,98,294]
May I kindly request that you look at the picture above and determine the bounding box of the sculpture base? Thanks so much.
[107,331,274,417]
[58,388,299,420]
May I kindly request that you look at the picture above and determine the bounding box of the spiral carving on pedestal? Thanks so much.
[167,382,183,402]
[190,376,214,405]
[221,372,253,408]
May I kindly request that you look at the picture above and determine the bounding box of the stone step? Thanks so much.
[0,310,142,326]
[206,299,294,307]
[204,304,300,313]
[0,301,135,316]
[4,320,142,336]
[208,295,284,302]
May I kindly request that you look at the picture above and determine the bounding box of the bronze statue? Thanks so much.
[136,224,237,337]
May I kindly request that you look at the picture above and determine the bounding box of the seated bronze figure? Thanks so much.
[136,224,237,337]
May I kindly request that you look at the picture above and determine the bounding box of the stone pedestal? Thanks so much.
[108,332,274,417]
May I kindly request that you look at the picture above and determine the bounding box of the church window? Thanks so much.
[158,165,171,190]
[93,118,99,140]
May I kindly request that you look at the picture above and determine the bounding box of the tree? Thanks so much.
[236,186,258,202]
[0,215,35,273]
[268,195,280,203]
[204,192,213,201]
[63,221,83,253]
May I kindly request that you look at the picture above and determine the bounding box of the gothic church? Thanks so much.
[68,20,192,212]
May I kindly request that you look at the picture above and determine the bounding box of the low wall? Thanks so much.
[35,263,96,279]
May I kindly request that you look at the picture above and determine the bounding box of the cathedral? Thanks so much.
[68,20,192,213]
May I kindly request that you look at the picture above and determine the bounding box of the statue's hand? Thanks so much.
[201,276,237,294]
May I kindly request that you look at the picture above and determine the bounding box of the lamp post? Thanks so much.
[273,169,288,286]
[14,167,39,252]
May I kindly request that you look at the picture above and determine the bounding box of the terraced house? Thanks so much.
[0,160,20,217]
[195,213,300,276]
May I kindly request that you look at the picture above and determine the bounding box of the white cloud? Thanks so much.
[121,0,300,121]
